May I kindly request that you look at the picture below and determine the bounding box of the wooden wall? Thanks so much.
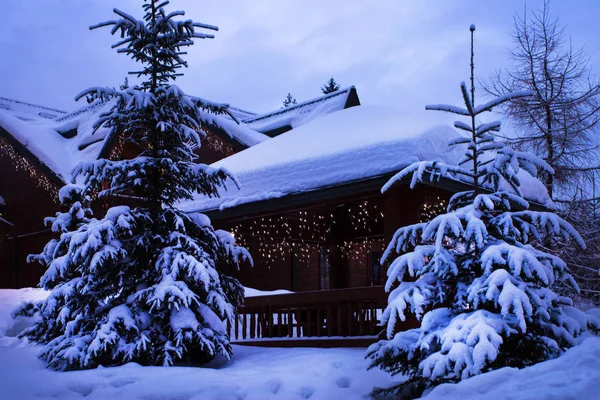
[0,153,59,288]
[0,134,452,292]
[229,238,321,292]
[219,184,452,293]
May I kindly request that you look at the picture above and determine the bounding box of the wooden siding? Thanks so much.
[218,185,452,293]
[0,152,59,288]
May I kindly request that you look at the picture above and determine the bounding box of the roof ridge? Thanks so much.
[227,106,257,116]
[0,96,67,115]
[55,100,107,122]
[242,86,355,124]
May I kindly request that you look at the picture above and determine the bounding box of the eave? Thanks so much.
[0,124,66,188]
[197,172,547,223]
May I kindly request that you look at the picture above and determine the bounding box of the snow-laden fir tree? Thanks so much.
[367,25,598,398]
[282,92,297,107]
[19,0,250,371]
[321,77,341,94]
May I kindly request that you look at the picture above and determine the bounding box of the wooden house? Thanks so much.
[0,87,360,288]
[0,88,551,346]
[178,104,552,345]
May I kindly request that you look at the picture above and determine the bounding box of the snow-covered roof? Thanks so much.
[0,96,66,122]
[241,86,360,136]
[0,101,110,182]
[0,87,361,184]
[179,105,552,214]
[227,106,257,122]
[0,97,269,183]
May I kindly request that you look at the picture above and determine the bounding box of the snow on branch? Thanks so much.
[425,104,470,116]
[382,160,472,193]
[193,22,219,31]
[460,81,474,114]
[473,91,534,115]
[454,121,472,132]
[476,121,502,135]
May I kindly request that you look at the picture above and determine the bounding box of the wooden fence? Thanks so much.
[228,286,389,346]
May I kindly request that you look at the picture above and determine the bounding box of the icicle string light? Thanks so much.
[202,131,236,157]
[108,136,126,160]
[0,136,59,201]
[231,200,384,267]
[419,196,447,222]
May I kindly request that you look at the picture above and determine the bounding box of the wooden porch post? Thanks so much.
[382,185,423,275]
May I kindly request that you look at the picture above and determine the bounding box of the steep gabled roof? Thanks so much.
[0,87,362,187]
[241,86,360,137]
[0,97,268,183]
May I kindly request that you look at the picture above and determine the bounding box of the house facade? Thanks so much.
[0,89,551,345]
[0,88,361,288]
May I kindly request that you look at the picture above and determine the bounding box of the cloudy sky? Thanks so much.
[2,0,599,124]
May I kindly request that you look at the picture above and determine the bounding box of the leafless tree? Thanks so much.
[484,1,600,304]
[484,0,600,201]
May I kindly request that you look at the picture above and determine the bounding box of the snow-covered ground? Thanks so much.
[0,339,396,400]
[0,288,598,400]
[425,336,600,400]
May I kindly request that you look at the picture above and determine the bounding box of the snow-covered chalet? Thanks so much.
[0,87,552,346]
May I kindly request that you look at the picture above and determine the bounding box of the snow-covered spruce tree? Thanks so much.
[20,0,250,371]
[321,77,341,94]
[367,25,598,398]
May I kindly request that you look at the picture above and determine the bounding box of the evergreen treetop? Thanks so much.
[321,77,341,94]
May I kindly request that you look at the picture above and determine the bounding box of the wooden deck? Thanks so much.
[229,286,388,347]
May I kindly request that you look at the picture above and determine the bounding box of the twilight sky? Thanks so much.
[2,0,599,125]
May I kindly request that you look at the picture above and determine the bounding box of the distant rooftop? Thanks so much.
[241,86,360,137]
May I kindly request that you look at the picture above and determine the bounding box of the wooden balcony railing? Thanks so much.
[228,286,389,346]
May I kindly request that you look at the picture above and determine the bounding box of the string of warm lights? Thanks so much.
[0,136,59,201]
[231,200,384,267]
[337,237,385,262]
[349,200,383,231]
[108,136,126,160]
[420,196,447,222]
[202,131,236,157]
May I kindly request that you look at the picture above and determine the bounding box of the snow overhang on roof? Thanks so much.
[0,99,115,183]
[0,96,269,183]
[241,86,360,137]
[0,85,363,184]
[179,105,553,216]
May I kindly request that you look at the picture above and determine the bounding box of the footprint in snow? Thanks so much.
[335,376,351,389]
[109,377,138,388]
[331,361,343,369]
[266,379,282,394]
[67,383,95,397]
[298,386,315,399]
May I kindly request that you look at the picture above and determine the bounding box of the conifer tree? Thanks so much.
[282,92,297,108]
[321,77,341,94]
[20,0,249,371]
[367,25,598,398]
